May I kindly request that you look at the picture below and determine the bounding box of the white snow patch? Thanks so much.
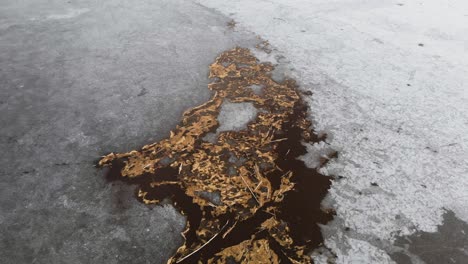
[216,101,258,132]
[196,0,468,262]
[300,141,335,169]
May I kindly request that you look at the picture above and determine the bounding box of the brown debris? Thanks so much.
[256,40,273,54]
[208,238,279,264]
[227,19,237,29]
[98,47,334,263]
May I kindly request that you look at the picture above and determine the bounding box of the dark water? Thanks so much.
[101,96,335,263]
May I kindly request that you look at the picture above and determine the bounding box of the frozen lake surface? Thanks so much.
[1,0,467,263]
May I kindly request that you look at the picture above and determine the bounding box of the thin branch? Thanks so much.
[176,220,229,263]
[268,138,287,143]
[240,174,260,205]
[222,221,238,239]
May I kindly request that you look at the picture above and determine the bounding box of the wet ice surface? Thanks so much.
[197,0,468,262]
[0,0,263,263]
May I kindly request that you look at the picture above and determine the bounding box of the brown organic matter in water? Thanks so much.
[98,47,334,263]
